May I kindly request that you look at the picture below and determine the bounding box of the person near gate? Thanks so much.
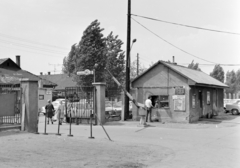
[56,101,65,125]
[45,100,55,124]
[145,96,153,122]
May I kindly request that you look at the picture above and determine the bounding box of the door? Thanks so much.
[198,90,203,118]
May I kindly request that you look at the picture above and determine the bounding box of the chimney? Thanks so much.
[16,55,20,67]
[40,72,43,75]
[48,72,51,75]
[172,56,177,65]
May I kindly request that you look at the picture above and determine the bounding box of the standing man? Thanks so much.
[145,96,153,122]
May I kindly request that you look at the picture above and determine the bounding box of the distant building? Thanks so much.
[0,56,57,112]
[131,60,228,123]
[39,73,77,100]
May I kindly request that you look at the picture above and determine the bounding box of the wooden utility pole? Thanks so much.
[137,53,139,76]
[124,0,131,120]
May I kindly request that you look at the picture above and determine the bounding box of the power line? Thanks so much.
[0,38,68,55]
[0,43,66,58]
[131,14,240,36]
[131,17,218,64]
[0,33,70,51]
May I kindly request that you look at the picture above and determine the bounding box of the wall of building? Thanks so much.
[38,88,52,111]
[131,64,191,123]
[189,86,224,122]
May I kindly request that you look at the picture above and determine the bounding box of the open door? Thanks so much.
[198,90,203,118]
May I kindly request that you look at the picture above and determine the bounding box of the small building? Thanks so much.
[39,73,77,100]
[0,56,57,112]
[131,60,228,123]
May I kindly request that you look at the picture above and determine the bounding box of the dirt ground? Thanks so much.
[0,112,240,168]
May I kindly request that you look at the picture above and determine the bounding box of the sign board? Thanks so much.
[175,87,185,95]
[77,69,93,76]
[173,95,185,111]
[46,90,52,95]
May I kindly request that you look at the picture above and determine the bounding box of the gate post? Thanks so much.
[21,79,38,133]
[92,82,106,125]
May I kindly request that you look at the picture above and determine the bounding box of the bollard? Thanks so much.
[88,113,94,139]
[68,112,73,137]
[56,110,61,136]
[43,112,48,135]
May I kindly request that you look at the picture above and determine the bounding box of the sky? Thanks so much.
[0,0,240,78]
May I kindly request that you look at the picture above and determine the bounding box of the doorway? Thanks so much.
[198,90,203,117]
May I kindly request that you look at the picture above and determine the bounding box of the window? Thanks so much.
[39,95,44,100]
[151,95,169,108]
[159,95,169,108]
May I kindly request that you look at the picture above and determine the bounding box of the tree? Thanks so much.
[62,20,125,89]
[62,44,77,75]
[188,60,201,71]
[104,32,125,90]
[210,64,224,83]
[225,70,237,94]
[130,60,147,80]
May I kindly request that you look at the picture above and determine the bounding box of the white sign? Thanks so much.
[46,90,52,95]
[77,69,93,75]
[173,95,186,111]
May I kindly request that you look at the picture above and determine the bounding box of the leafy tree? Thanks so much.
[188,60,201,71]
[104,32,125,90]
[62,44,77,75]
[130,60,147,80]
[62,20,125,89]
[210,64,224,83]
[225,70,237,94]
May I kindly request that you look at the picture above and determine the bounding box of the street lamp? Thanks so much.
[128,39,137,68]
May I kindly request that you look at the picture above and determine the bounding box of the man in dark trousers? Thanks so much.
[145,96,153,122]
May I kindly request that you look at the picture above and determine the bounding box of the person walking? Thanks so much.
[45,100,55,124]
[145,96,153,122]
[56,101,65,125]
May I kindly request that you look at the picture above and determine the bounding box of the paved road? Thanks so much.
[0,114,240,168]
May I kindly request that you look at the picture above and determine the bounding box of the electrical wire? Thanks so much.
[0,43,66,58]
[0,39,68,55]
[0,33,69,51]
[131,14,240,36]
[131,17,218,64]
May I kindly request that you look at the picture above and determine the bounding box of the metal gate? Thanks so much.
[0,84,21,126]
[65,86,94,124]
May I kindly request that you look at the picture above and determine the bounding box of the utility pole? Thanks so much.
[137,53,139,76]
[124,0,131,120]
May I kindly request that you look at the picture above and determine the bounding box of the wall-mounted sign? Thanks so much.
[173,95,185,111]
[175,87,185,95]
[192,95,196,108]
[46,90,52,95]
[207,91,210,105]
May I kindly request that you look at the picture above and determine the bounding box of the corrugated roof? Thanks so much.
[39,74,76,90]
[132,60,228,88]
[0,68,39,84]
[0,68,57,87]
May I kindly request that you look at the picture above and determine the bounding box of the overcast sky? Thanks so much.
[0,0,239,77]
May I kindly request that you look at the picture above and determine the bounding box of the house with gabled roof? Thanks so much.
[39,73,77,100]
[0,56,57,111]
[131,60,228,123]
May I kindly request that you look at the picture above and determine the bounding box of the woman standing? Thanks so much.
[45,100,55,124]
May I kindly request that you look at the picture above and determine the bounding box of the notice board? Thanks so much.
[172,95,186,111]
